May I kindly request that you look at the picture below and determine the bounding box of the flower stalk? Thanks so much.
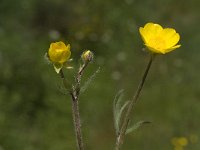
[70,91,84,150]
[115,53,155,150]
[59,64,89,150]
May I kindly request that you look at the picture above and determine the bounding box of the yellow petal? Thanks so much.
[160,28,180,49]
[58,48,71,63]
[139,27,148,44]
[145,44,163,54]
[164,45,181,54]
[58,41,68,49]
[144,23,163,36]
[165,33,180,49]
[140,23,164,45]
[50,41,67,50]
[160,28,176,40]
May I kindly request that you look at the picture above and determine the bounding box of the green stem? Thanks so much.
[115,54,155,150]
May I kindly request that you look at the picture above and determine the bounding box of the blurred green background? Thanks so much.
[0,0,200,149]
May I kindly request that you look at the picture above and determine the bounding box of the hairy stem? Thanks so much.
[115,54,155,150]
[75,62,89,96]
[70,92,84,150]
[60,69,85,150]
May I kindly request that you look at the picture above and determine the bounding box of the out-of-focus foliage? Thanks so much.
[0,0,200,149]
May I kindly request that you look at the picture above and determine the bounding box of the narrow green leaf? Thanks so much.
[125,121,151,135]
[115,90,124,115]
[114,90,124,106]
[113,89,124,134]
[116,100,130,131]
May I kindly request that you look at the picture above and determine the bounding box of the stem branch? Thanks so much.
[60,67,87,150]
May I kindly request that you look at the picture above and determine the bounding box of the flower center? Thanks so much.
[149,36,166,50]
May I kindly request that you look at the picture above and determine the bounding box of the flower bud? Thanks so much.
[81,50,93,63]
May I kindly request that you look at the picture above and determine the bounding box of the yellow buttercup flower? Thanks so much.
[48,41,71,73]
[171,137,188,150]
[139,23,181,54]
[48,41,71,64]
[171,137,188,146]
[178,137,188,146]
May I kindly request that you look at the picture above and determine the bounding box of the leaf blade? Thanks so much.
[125,120,151,135]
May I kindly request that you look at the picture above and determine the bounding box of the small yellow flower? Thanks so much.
[178,137,188,146]
[48,41,71,64]
[48,41,71,73]
[139,23,181,54]
[171,137,188,147]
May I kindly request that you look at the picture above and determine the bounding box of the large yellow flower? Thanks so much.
[48,41,71,64]
[139,23,181,54]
